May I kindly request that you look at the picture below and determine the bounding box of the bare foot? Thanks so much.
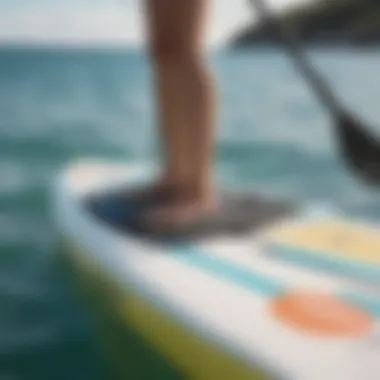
[121,178,175,204]
[141,192,219,233]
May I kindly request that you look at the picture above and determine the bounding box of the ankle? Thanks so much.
[159,175,216,202]
[182,183,216,202]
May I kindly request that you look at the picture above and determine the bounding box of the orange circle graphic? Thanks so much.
[271,292,374,337]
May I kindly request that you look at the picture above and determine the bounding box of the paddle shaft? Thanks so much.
[245,0,380,185]
[248,0,343,117]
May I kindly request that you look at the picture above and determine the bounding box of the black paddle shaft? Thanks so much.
[248,0,380,185]
[248,0,341,115]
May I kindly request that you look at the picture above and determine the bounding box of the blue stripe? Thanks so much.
[174,245,285,297]
[171,244,380,318]
[340,292,380,318]
[267,243,380,286]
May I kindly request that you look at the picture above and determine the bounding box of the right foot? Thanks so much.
[140,192,219,234]
[121,179,176,204]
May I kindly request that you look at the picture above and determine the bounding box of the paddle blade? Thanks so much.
[336,112,380,185]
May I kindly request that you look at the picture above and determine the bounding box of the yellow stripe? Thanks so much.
[62,237,274,380]
[267,220,380,265]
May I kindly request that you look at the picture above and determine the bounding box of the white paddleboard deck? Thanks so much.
[53,159,380,380]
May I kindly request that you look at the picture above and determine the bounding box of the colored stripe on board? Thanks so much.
[340,292,380,318]
[174,246,285,297]
[172,244,380,318]
[267,244,380,286]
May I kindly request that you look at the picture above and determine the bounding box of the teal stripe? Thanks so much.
[174,245,285,297]
[340,292,380,318]
[172,244,380,318]
[267,243,380,286]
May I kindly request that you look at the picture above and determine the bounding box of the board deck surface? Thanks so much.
[53,160,380,380]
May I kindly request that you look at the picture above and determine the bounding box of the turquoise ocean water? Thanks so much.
[1,46,380,379]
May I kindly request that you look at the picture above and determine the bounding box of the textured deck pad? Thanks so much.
[87,190,297,241]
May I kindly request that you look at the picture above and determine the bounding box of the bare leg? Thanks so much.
[181,2,217,200]
[142,0,196,194]
[142,0,218,230]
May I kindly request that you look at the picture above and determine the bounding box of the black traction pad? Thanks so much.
[86,190,297,242]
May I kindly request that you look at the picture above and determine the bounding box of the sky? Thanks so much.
[0,0,311,46]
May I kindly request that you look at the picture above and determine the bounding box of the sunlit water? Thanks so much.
[1,46,380,380]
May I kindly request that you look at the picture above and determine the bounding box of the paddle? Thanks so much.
[247,0,380,186]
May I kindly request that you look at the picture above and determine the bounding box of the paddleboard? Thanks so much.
[53,159,380,380]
